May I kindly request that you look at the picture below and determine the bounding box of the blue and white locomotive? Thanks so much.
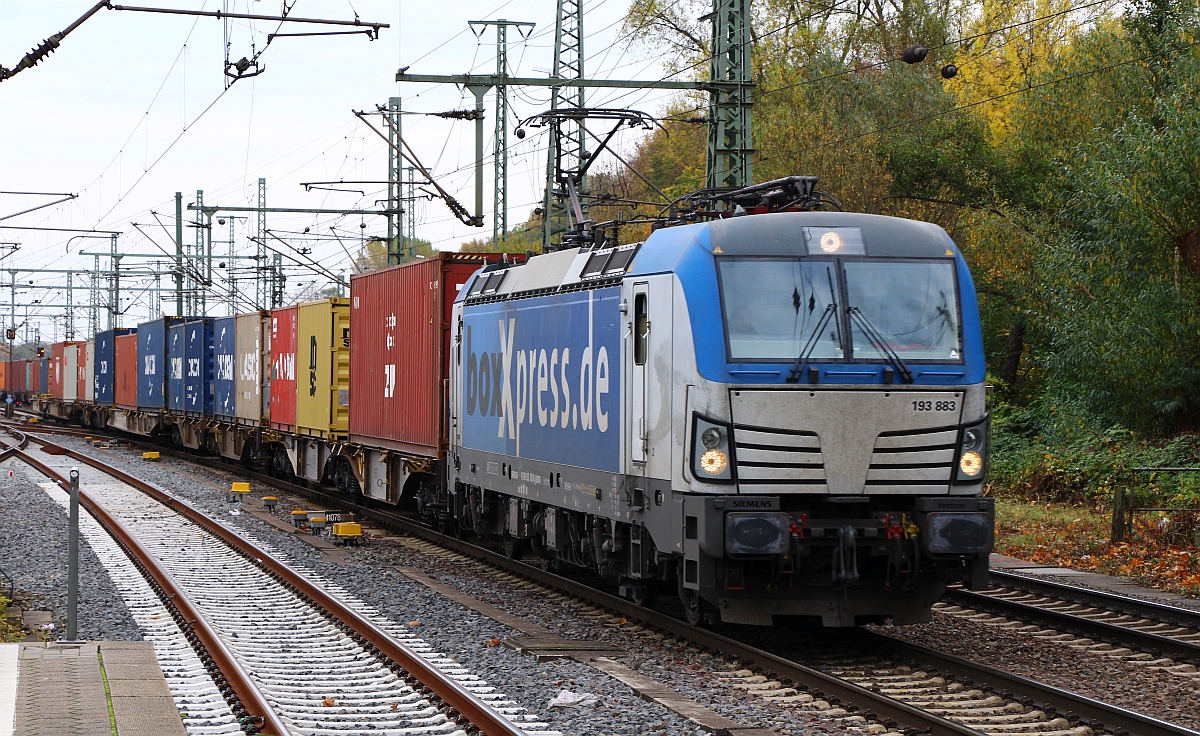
[447,179,994,626]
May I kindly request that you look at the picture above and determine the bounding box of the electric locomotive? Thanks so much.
[445,177,994,626]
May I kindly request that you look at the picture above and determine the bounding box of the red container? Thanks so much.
[349,253,510,456]
[49,342,66,399]
[77,341,90,401]
[29,358,41,394]
[269,305,297,431]
[8,360,26,393]
[114,333,139,409]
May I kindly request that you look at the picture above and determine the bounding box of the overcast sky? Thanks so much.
[0,0,677,340]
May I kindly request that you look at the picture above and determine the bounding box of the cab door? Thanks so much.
[629,283,649,468]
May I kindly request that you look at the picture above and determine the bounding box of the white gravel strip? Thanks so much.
[30,474,240,736]
[54,454,557,736]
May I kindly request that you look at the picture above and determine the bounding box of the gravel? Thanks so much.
[46,436,857,735]
[0,458,143,640]
[40,432,1200,734]
[880,610,1200,730]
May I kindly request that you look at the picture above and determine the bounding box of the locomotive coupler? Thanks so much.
[831,525,860,586]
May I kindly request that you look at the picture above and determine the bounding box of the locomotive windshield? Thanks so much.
[717,257,962,363]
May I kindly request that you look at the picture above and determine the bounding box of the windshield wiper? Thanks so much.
[785,301,837,384]
[848,306,914,384]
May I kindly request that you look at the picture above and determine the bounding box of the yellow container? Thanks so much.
[332,522,362,538]
[295,298,350,438]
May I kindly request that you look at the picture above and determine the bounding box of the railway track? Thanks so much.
[21,423,1200,736]
[1,428,550,736]
[940,571,1200,665]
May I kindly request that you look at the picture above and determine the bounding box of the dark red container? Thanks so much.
[29,358,41,394]
[8,360,27,393]
[114,333,139,409]
[269,305,297,431]
[349,253,511,456]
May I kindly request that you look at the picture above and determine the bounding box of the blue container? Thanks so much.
[184,319,214,416]
[94,328,135,405]
[38,358,48,394]
[138,317,192,410]
[167,323,187,413]
[213,316,238,420]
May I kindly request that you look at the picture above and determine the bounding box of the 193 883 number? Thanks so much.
[912,400,956,411]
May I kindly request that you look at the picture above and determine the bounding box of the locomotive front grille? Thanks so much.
[732,424,827,491]
[729,388,966,495]
[866,426,957,490]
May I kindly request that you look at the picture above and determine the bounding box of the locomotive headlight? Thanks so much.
[954,417,990,482]
[959,451,983,476]
[819,230,843,253]
[962,428,982,451]
[699,449,729,475]
[692,413,735,483]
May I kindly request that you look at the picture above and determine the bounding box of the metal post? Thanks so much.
[543,0,585,251]
[1111,486,1127,544]
[469,84,488,230]
[66,467,80,642]
[175,192,184,317]
[110,235,120,329]
[406,166,416,259]
[257,178,267,309]
[706,0,753,190]
[387,97,403,265]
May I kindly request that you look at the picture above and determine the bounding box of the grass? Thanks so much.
[994,497,1200,597]
[0,595,25,642]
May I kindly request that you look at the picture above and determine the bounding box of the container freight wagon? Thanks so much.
[213,316,237,421]
[95,329,135,405]
[63,343,81,401]
[114,333,138,409]
[349,254,499,457]
[269,306,297,432]
[49,343,69,399]
[139,317,191,410]
[8,360,26,396]
[79,341,93,402]
[295,299,348,438]
[235,311,270,426]
[184,319,214,417]
[168,323,187,413]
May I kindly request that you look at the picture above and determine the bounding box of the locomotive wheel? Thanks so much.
[501,536,523,560]
[678,577,706,626]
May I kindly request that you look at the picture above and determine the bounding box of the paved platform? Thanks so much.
[7,641,185,736]
[991,552,1200,608]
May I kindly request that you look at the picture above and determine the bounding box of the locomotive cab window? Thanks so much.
[844,260,962,362]
[717,258,842,363]
[634,293,648,366]
[716,256,963,364]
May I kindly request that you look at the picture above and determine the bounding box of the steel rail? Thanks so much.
[870,632,1200,736]
[250,470,1200,736]
[229,468,987,736]
[29,436,528,736]
[985,569,1200,629]
[54,431,1200,736]
[943,586,1200,664]
[1,435,289,736]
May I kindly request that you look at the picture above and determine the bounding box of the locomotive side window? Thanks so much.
[634,293,648,366]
